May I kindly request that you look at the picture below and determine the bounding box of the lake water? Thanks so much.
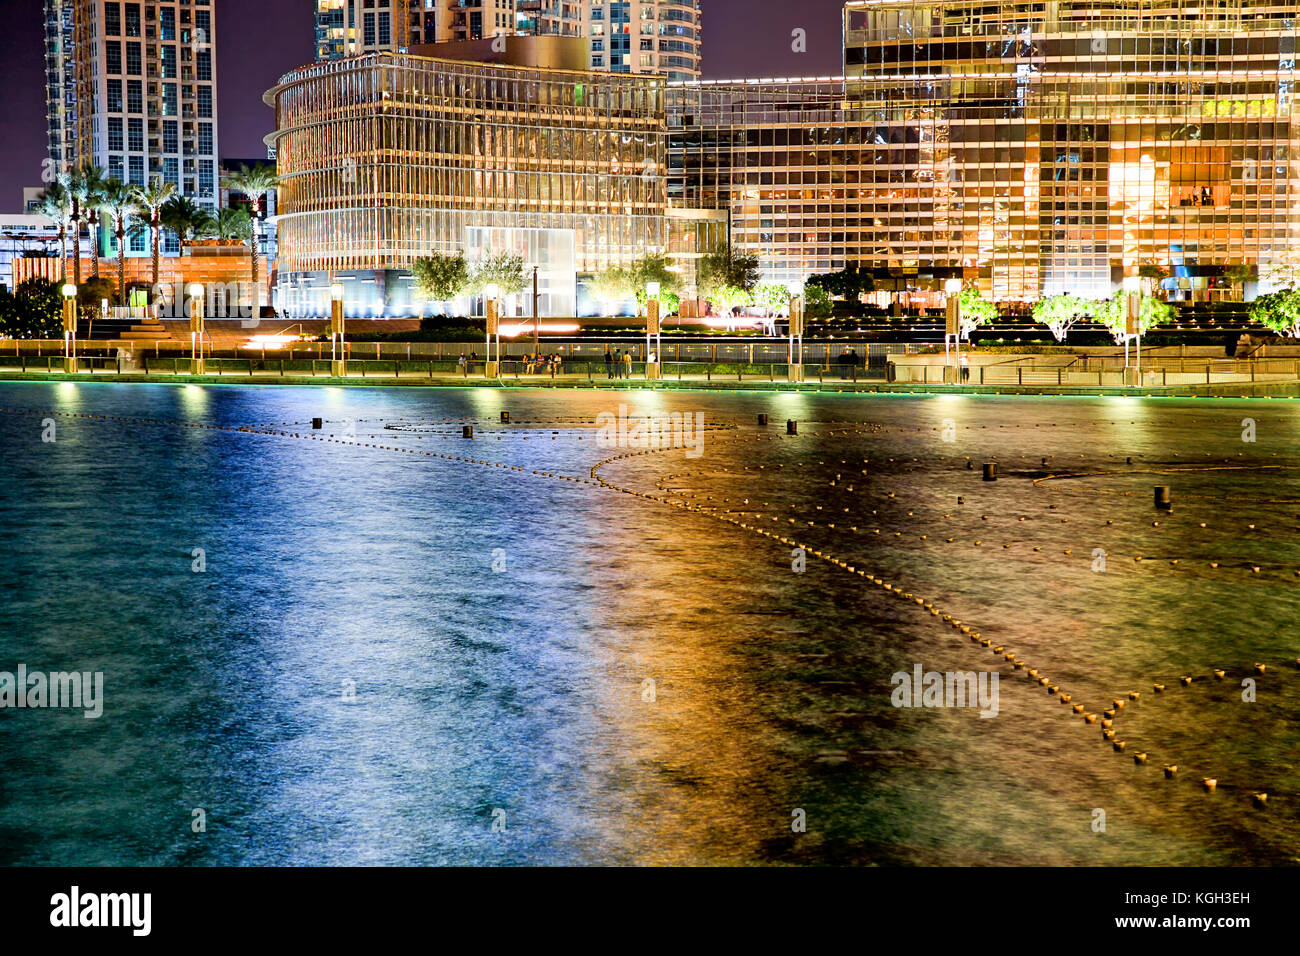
[1,381,1297,865]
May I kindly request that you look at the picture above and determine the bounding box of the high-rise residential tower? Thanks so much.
[587,1,701,80]
[314,1,444,60]
[44,0,220,221]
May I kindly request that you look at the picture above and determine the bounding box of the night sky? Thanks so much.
[0,0,846,209]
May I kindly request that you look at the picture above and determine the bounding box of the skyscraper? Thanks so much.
[44,0,219,214]
[587,1,701,80]
[315,1,444,60]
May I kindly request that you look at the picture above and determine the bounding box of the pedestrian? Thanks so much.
[605,347,613,379]
[623,349,633,378]
[960,352,970,382]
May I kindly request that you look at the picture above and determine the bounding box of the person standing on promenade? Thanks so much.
[623,349,633,379]
[605,347,614,379]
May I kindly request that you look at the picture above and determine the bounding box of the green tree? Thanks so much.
[754,282,792,316]
[411,252,470,316]
[160,196,216,243]
[1095,291,1176,341]
[469,252,527,298]
[34,179,73,284]
[212,207,253,242]
[222,164,281,309]
[586,266,633,314]
[71,165,111,280]
[98,178,136,305]
[803,284,833,319]
[0,277,63,338]
[1031,293,1092,342]
[806,266,874,301]
[629,252,682,301]
[712,284,753,321]
[957,288,998,337]
[132,177,177,291]
[76,277,117,334]
[698,244,760,303]
[1248,287,1300,338]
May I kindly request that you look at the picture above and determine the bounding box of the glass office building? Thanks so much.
[266,51,667,316]
[842,0,1300,301]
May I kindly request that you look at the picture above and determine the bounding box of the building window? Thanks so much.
[162,83,177,116]
[106,42,122,75]
[199,161,215,198]
[126,41,142,75]
[124,3,141,37]
[107,118,124,151]
[106,79,123,113]
[160,45,176,79]
[379,11,390,45]
[364,14,376,45]
[128,117,144,152]
[129,155,145,187]
[104,3,121,36]
[163,121,178,153]
[196,50,212,81]
[127,79,143,114]
[198,123,213,155]
[197,86,212,118]
[160,6,176,41]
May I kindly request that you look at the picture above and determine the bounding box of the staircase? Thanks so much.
[82,314,174,341]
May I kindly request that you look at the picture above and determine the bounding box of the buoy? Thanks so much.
[1254,663,1267,674]
[1164,765,1178,778]
[1133,752,1148,764]
[1252,792,1268,808]
[1083,713,1097,723]
[463,425,473,439]
[1153,683,1165,693]
[1202,778,1217,792]
[1154,486,1171,510]
[787,420,797,435]
[1128,691,1140,701]
[982,463,997,481]
[1113,740,1127,752]
[757,413,768,426]
[1180,676,1193,686]
[1102,729,1115,740]
[1213,669,1225,679]
[312,417,323,429]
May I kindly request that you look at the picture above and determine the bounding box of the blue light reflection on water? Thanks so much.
[1,382,1298,866]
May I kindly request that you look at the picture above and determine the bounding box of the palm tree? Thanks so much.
[99,178,136,306]
[212,207,253,243]
[222,164,281,311]
[132,177,177,291]
[73,165,111,280]
[160,196,215,243]
[34,178,73,283]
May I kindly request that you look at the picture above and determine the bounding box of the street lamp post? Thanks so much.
[61,283,78,374]
[645,280,662,380]
[944,278,963,382]
[484,283,500,377]
[1123,274,1142,385]
[187,282,205,374]
[330,282,346,377]
[788,294,804,382]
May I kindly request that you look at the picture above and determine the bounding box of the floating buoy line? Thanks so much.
[5,403,1295,812]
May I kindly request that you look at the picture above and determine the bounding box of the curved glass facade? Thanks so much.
[267,51,667,316]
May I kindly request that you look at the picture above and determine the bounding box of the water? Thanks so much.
[1,382,1298,865]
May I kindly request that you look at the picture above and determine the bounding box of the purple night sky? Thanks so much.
[0,0,846,209]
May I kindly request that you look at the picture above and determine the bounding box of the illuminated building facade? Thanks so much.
[589,1,702,80]
[314,1,443,60]
[44,1,220,208]
[266,51,667,316]
[842,0,1300,300]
